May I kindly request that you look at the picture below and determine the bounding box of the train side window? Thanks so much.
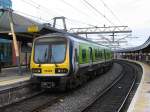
[98,50,103,59]
[108,52,110,59]
[106,51,108,59]
[105,50,109,59]
[95,49,97,59]
[107,51,110,59]
[82,49,86,62]
[95,49,98,59]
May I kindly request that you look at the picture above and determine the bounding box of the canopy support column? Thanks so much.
[8,10,22,75]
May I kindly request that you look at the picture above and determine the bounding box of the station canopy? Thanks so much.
[116,37,150,53]
[0,10,64,42]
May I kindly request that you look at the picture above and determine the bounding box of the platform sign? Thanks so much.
[27,25,39,32]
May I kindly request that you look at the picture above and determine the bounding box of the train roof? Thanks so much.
[36,33,111,49]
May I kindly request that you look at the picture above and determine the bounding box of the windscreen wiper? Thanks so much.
[37,58,41,67]
[50,54,58,67]
[44,48,48,63]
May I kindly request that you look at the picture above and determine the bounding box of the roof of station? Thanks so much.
[116,37,150,53]
[0,10,65,42]
[0,10,110,47]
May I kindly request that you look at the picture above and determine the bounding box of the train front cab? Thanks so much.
[30,35,71,88]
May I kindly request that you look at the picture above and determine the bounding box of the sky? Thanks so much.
[11,0,150,49]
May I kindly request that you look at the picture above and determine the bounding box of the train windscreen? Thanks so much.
[34,37,67,64]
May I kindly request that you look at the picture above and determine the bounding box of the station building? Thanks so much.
[0,0,14,67]
[0,0,30,67]
[0,12,36,67]
[0,10,64,68]
[0,0,38,67]
[115,36,150,63]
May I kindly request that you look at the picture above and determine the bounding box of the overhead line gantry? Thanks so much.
[69,26,132,34]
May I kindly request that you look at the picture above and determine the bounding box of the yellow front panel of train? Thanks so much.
[42,65,55,74]
[31,63,69,76]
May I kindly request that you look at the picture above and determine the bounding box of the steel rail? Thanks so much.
[80,61,138,112]
[31,94,65,112]
[117,63,137,112]
[78,64,125,112]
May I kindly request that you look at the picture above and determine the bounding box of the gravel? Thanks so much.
[41,63,123,112]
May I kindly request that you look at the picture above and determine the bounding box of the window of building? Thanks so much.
[0,38,12,67]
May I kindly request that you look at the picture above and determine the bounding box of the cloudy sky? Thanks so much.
[11,0,150,48]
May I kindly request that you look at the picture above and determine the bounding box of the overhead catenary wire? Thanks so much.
[30,0,101,28]
[19,0,100,29]
[20,0,61,18]
[59,0,90,18]
[14,10,50,23]
[20,0,54,21]
[16,0,127,32]
[12,10,63,29]
[66,18,97,27]
[99,0,122,24]
[79,0,106,26]
[82,0,115,26]
[19,0,69,28]
[19,0,116,29]
[0,2,40,25]
[59,0,105,27]
[15,9,95,30]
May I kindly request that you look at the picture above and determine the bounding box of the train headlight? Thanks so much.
[32,68,41,73]
[55,68,68,73]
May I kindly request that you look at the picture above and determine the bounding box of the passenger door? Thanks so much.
[89,47,93,66]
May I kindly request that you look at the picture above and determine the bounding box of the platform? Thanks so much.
[127,61,150,112]
[0,67,31,87]
[0,67,40,108]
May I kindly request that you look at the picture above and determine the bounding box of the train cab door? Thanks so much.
[73,48,79,74]
[89,47,93,66]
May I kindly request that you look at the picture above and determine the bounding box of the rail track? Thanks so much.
[0,90,67,112]
[80,61,142,112]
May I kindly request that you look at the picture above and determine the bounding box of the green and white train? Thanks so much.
[30,33,113,90]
